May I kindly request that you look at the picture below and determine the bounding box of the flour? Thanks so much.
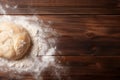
[0,5,6,14]
[0,4,63,80]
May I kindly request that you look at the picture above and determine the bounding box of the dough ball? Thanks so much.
[0,22,31,60]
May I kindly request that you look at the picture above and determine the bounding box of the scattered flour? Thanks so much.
[0,4,63,80]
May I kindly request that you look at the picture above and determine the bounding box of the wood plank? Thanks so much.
[34,56,120,75]
[0,76,119,80]
[1,7,119,15]
[0,56,120,80]
[0,0,119,15]
[0,0,119,7]
[56,56,120,79]
[37,15,120,56]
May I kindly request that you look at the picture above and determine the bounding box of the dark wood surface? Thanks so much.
[0,0,120,80]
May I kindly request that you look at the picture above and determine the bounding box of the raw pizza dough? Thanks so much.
[0,22,31,60]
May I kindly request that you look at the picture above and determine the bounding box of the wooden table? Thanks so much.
[0,0,120,80]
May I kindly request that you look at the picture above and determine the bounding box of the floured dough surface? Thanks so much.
[0,22,31,60]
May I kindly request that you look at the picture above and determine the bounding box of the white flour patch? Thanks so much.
[0,4,64,80]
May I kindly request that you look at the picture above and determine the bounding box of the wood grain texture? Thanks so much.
[0,0,120,80]
[0,56,120,80]
[1,7,119,15]
[0,0,120,15]
[38,15,120,56]
[0,0,119,7]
